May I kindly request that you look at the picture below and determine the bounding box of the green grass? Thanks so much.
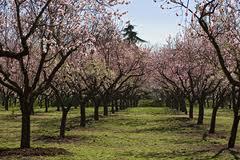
[0,106,240,159]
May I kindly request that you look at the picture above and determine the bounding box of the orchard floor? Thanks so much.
[0,106,240,160]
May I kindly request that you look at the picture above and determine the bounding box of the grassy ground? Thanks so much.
[0,106,240,160]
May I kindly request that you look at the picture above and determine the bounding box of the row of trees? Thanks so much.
[0,0,150,149]
[3,0,239,152]
[153,0,240,148]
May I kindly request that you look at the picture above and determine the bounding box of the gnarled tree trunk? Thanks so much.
[197,99,205,125]
[103,101,108,116]
[93,99,100,121]
[4,95,9,111]
[20,96,34,148]
[228,115,240,148]
[209,105,218,134]
[188,99,194,119]
[80,101,86,127]
[45,96,49,112]
[228,86,240,148]
[111,100,115,114]
[60,109,68,139]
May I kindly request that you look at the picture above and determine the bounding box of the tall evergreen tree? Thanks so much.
[123,24,146,44]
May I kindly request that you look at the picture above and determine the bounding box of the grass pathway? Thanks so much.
[0,107,240,159]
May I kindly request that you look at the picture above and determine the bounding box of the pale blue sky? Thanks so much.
[119,0,183,45]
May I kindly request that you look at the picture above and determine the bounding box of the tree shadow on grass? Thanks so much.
[0,114,21,121]
[133,116,209,135]
[230,149,240,160]
[36,114,100,133]
[212,147,240,160]
[0,147,71,157]
[33,135,97,144]
[134,125,185,133]
[132,117,193,133]
[204,131,228,140]
[119,145,240,160]
[167,116,191,122]
[148,116,190,123]
[67,115,100,130]
[119,148,212,159]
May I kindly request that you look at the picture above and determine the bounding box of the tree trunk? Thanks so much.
[80,102,86,127]
[94,106,99,120]
[45,96,49,112]
[123,100,127,109]
[39,97,43,108]
[173,97,179,111]
[21,111,31,148]
[126,100,130,108]
[228,86,239,148]
[229,97,232,109]
[1,96,4,107]
[13,97,17,107]
[103,102,108,116]
[115,100,119,111]
[56,102,60,111]
[20,98,33,149]
[31,107,34,115]
[120,99,123,110]
[92,98,101,121]
[181,97,187,115]
[209,105,218,134]
[189,100,194,119]
[111,101,115,114]
[197,100,204,125]
[4,95,9,111]
[136,99,139,107]
[130,99,133,107]
[206,98,210,108]
[228,115,240,148]
[60,110,68,139]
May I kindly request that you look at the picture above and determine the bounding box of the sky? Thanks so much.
[118,0,183,45]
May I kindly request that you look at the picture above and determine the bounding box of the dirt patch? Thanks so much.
[0,147,70,157]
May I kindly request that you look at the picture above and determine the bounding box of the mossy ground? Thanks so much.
[0,106,239,159]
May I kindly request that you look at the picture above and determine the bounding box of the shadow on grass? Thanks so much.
[212,147,240,160]
[33,135,97,144]
[119,148,212,159]
[132,117,193,133]
[134,125,185,133]
[0,114,22,121]
[67,115,104,130]
[0,147,71,157]
[37,113,106,131]
[230,149,240,160]
[119,145,240,160]
[167,116,190,122]
[150,116,191,125]
[205,131,228,140]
